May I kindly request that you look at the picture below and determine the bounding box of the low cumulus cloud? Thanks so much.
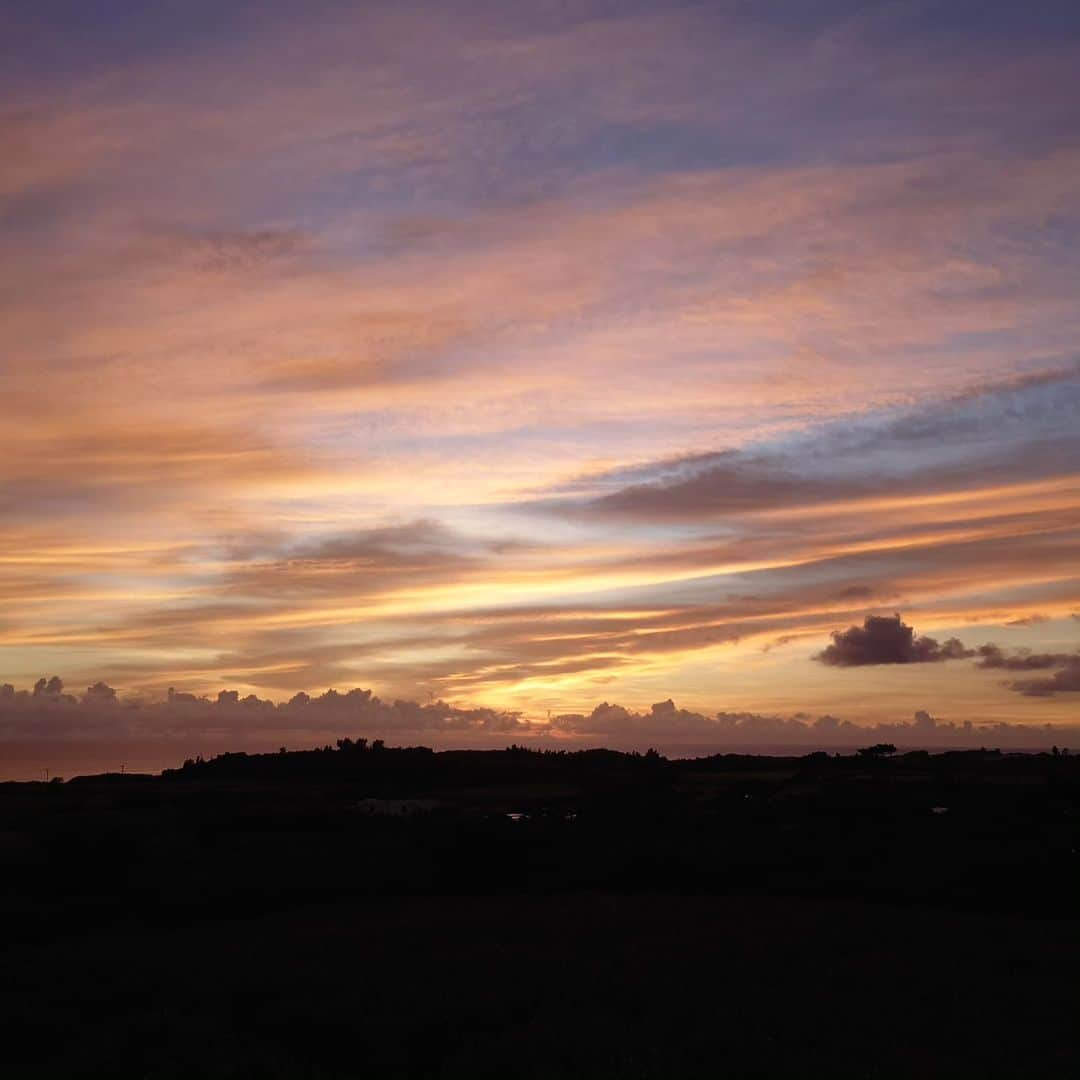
[815,615,1080,696]
[0,677,529,743]
[974,645,1078,671]
[815,614,974,666]
[530,701,1080,750]
[1009,658,1080,697]
[3,679,1080,774]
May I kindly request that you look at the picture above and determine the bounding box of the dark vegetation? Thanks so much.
[3,742,1080,1077]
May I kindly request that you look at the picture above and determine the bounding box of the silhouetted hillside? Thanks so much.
[2,743,1079,1077]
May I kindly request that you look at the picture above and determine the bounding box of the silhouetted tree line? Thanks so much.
[159,737,1074,802]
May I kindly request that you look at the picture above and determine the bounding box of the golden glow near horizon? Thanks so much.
[1,0,1079,758]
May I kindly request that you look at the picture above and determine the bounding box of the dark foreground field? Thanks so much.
[3,745,1079,1077]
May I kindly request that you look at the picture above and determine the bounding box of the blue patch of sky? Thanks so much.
[1,0,254,86]
[734,0,1080,45]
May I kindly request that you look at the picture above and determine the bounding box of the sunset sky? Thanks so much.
[2,1,1079,772]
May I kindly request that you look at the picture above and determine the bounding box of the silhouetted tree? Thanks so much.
[857,743,897,758]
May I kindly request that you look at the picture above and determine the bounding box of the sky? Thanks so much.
[2,0,1079,775]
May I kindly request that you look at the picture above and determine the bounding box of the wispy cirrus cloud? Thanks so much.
[1,0,1078,755]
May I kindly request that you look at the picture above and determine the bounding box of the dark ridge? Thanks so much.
[3,741,1078,1077]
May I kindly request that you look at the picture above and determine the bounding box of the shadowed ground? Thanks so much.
[2,746,1078,1077]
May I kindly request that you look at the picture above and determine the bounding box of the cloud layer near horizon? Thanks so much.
[3,675,1079,778]
[2,1,1079,756]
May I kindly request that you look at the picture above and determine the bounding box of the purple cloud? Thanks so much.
[815,614,973,667]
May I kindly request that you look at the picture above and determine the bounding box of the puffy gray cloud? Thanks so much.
[975,645,1078,671]
[1009,658,1080,697]
[0,678,528,743]
[545,701,1080,750]
[83,682,118,705]
[815,614,974,667]
[549,699,735,738]
[33,675,69,699]
[815,618,1080,697]
[971,645,1080,695]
